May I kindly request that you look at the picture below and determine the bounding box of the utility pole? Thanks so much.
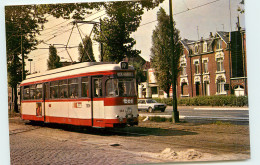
[169,0,179,123]
[21,32,25,81]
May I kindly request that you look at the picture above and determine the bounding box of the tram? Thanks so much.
[20,62,138,128]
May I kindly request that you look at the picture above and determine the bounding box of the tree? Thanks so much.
[5,5,47,112]
[47,45,62,70]
[78,35,96,62]
[150,7,182,98]
[94,0,164,62]
[238,0,245,14]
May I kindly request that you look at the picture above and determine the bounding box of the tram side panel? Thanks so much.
[67,100,92,126]
[21,101,44,121]
[45,101,69,124]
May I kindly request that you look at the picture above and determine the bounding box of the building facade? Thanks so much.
[177,30,247,98]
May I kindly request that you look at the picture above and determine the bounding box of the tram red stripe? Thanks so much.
[21,114,132,128]
[22,97,137,106]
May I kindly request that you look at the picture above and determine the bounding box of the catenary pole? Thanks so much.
[169,0,179,123]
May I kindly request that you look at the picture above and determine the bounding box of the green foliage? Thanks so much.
[94,1,164,62]
[78,35,96,62]
[47,45,62,70]
[149,116,172,122]
[5,5,48,112]
[150,7,182,97]
[153,95,248,107]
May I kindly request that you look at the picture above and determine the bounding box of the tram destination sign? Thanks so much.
[117,72,134,77]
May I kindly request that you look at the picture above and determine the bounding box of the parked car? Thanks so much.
[138,99,167,113]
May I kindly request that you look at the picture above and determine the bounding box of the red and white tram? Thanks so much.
[20,62,138,128]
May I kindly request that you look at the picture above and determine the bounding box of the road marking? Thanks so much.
[139,114,249,121]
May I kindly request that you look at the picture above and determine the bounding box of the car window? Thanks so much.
[138,100,145,104]
[146,99,157,103]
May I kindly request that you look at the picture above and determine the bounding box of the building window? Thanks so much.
[216,39,222,50]
[216,79,225,94]
[203,60,208,73]
[181,83,189,96]
[203,42,207,52]
[195,82,200,96]
[216,57,224,72]
[194,45,199,54]
[194,61,199,74]
[181,63,187,76]
[204,81,210,96]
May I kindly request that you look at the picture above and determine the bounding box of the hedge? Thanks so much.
[152,95,248,107]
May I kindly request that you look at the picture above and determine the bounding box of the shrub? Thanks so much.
[151,95,248,107]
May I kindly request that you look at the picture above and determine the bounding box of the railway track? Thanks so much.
[9,119,250,156]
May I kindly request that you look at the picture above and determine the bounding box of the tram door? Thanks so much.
[35,83,45,121]
[42,83,47,121]
[91,76,104,127]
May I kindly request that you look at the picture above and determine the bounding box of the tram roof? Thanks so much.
[21,62,134,85]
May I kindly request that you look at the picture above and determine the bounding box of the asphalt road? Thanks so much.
[139,106,249,124]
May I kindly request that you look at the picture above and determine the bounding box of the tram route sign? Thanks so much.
[120,62,128,69]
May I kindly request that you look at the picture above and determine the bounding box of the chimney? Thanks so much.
[209,32,213,38]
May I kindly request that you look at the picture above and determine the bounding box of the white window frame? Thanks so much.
[216,57,224,72]
[217,80,226,94]
[194,61,199,74]
[203,42,207,52]
[203,59,208,73]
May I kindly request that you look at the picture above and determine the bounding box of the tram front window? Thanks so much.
[106,78,136,97]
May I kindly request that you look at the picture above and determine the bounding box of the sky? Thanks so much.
[1,1,260,165]
[4,0,245,73]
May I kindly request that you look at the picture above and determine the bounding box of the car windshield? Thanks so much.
[146,99,157,103]
[106,78,136,97]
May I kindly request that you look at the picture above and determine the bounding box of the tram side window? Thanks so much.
[81,77,89,97]
[69,78,78,98]
[59,80,68,98]
[94,78,102,97]
[30,85,36,99]
[23,86,30,100]
[50,81,59,99]
[35,84,42,100]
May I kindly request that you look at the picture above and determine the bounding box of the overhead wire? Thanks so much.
[139,0,222,27]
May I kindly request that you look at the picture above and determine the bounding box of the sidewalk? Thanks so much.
[173,106,249,111]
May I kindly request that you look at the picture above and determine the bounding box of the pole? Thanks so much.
[21,33,25,80]
[100,18,104,62]
[169,0,179,123]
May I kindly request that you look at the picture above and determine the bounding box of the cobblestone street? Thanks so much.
[9,117,250,165]
[10,124,161,165]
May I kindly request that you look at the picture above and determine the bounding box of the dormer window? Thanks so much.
[203,42,207,52]
[216,39,222,50]
[194,45,199,54]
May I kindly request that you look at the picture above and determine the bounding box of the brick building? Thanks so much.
[177,30,247,98]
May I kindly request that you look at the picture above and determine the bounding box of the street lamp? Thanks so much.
[28,59,33,74]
